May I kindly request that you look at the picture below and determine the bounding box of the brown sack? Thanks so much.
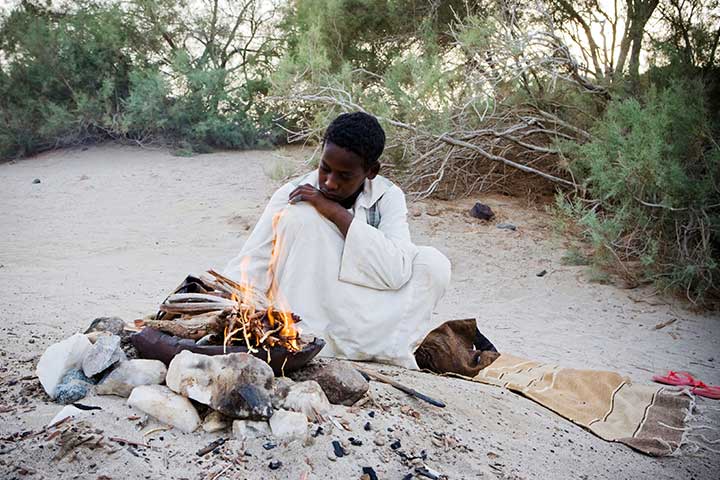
[415,318,500,377]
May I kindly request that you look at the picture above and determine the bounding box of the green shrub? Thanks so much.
[561,79,719,304]
[0,1,280,159]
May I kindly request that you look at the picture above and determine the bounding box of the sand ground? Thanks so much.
[1,144,719,479]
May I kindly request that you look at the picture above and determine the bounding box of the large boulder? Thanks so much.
[128,385,201,433]
[290,359,368,406]
[166,351,274,420]
[82,335,126,377]
[36,333,93,399]
[96,359,167,397]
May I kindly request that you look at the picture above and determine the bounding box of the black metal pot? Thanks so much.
[131,327,325,376]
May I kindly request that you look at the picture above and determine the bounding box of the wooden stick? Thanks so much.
[654,318,677,330]
[166,293,236,304]
[357,369,446,408]
[159,302,231,314]
[109,437,152,448]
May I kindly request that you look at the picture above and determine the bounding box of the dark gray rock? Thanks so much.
[469,202,495,220]
[55,369,93,404]
[290,359,368,406]
[82,335,126,377]
[84,317,126,336]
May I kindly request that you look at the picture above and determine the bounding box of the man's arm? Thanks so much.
[288,183,353,236]
[337,186,419,290]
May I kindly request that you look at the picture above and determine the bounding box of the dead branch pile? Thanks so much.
[271,2,609,200]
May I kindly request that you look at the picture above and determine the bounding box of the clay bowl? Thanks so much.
[131,327,325,375]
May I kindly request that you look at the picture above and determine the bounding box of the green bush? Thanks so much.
[561,79,719,303]
[0,1,279,159]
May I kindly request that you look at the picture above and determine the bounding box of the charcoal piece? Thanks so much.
[349,437,363,446]
[268,460,282,470]
[469,202,495,220]
[332,440,346,457]
[311,426,325,437]
[536,269,548,277]
[361,467,379,480]
[262,441,276,450]
[390,439,401,450]
[364,422,372,431]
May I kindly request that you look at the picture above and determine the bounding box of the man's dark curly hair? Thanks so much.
[323,112,385,170]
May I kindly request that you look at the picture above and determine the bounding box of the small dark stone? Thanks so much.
[390,439,401,450]
[262,441,276,450]
[402,475,413,480]
[364,422,372,431]
[349,437,363,446]
[362,467,379,480]
[368,411,375,418]
[469,202,494,220]
[536,269,548,277]
[332,440,346,457]
[311,426,324,437]
[268,460,282,470]
[32,178,41,184]
[415,467,440,480]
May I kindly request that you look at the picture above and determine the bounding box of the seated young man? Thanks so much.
[223,112,451,369]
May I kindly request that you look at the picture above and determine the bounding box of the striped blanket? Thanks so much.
[474,353,693,456]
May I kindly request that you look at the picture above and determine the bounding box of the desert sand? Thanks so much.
[1,144,718,479]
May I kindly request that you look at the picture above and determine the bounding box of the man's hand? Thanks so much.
[288,184,353,237]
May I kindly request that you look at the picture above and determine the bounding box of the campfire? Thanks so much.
[146,268,302,352]
[131,263,323,374]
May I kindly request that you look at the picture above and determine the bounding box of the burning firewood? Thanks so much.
[148,270,303,353]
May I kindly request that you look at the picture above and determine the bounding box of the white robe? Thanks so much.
[223,171,451,369]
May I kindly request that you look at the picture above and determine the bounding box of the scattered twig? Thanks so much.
[654,318,677,330]
[196,437,227,457]
[109,436,152,448]
[358,369,446,408]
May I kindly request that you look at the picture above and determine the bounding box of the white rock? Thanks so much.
[232,419,271,439]
[282,380,330,422]
[82,335,126,377]
[48,405,90,426]
[203,411,230,433]
[166,350,274,419]
[269,409,308,443]
[96,359,167,397]
[36,333,93,399]
[128,385,201,433]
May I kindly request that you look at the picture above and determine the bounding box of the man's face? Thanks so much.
[318,142,377,202]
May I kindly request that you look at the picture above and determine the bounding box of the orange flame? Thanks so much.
[220,215,301,352]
